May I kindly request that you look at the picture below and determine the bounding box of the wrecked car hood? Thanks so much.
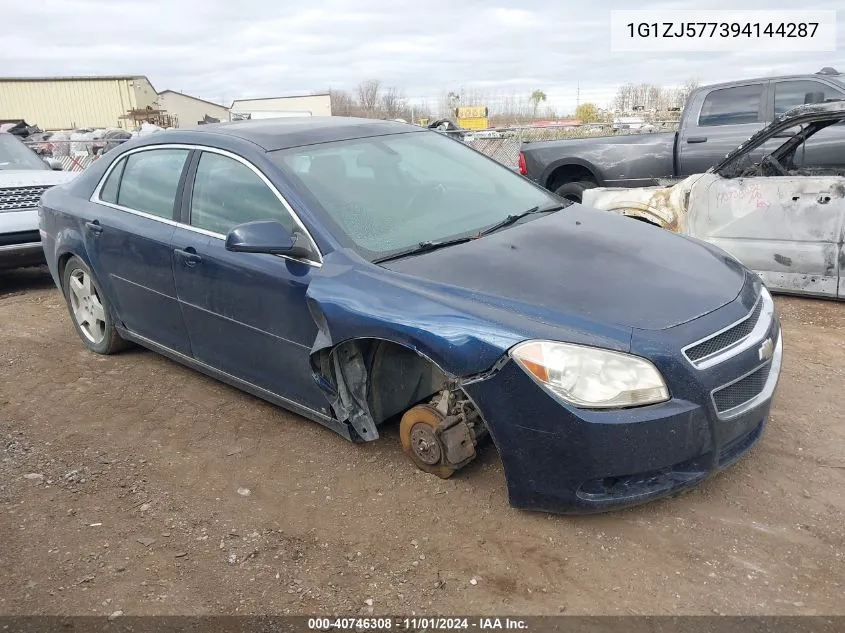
[378,206,745,332]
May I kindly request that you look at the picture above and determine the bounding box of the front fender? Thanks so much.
[305,254,527,379]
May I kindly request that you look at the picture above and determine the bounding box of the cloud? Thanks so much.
[1,0,842,114]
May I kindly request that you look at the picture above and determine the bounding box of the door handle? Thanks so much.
[174,247,202,267]
[85,220,103,236]
[686,136,708,144]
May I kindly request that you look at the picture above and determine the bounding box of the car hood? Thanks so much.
[381,205,746,332]
[0,169,78,187]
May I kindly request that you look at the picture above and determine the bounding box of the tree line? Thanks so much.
[328,78,701,125]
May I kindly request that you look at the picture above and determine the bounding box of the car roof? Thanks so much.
[176,116,420,151]
[696,71,844,92]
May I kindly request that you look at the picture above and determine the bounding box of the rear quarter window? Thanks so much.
[99,158,125,204]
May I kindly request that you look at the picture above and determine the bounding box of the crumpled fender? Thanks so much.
[304,251,528,441]
[305,252,528,376]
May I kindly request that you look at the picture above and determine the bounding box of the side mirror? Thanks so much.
[225,220,314,260]
[43,158,63,171]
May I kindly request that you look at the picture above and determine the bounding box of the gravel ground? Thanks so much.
[1,266,844,616]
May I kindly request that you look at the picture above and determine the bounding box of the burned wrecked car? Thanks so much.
[583,101,845,299]
[39,117,782,514]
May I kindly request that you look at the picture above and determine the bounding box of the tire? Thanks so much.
[554,180,596,205]
[61,256,130,355]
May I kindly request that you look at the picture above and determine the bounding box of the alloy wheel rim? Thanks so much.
[68,269,106,344]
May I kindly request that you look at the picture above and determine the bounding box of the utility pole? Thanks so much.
[576,80,580,110]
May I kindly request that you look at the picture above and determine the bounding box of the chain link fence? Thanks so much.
[23,133,133,171]
[22,121,680,173]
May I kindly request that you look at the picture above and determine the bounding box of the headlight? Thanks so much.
[510,340,669,409]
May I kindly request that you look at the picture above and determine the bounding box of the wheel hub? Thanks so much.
[410,423,442,465]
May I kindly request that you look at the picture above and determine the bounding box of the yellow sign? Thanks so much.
[457,117,489,130]
[455,106,488,118]
[455,106,489,130]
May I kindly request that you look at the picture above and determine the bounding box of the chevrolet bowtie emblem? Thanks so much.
[758,338,774,361]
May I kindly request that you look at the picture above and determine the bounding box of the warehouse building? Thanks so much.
[157,90,230,127]
[230,93,331,119]
[0,75,158,130]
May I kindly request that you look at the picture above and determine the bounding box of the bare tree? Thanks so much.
[380,87,407,119]
[329,89,355,116]
[357,79,381,116]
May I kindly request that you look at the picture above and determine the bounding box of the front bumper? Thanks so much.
[463,298,782,514]
[0,209,44,270]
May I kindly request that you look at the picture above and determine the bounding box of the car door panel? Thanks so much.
[171,149,329,415]
[679,83,768,176]
[172,231,329,414]
[88,148,193,355]
[687,173,845,297]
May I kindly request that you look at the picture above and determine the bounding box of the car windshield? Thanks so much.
[271,130,558,260]
[0,134,48,171]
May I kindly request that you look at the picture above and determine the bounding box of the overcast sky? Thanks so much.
[2,0,842,114]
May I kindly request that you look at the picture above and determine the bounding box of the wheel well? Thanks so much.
[629,215,661,227]
[546,164,597,191]
[312,338,450,441]
[56,252,76,289]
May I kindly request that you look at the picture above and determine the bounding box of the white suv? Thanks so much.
[0,133,78,269]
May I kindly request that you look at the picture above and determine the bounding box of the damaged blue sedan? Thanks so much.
[39,117,783,514]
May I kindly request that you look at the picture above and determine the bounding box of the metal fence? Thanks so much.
[23,120,681,173]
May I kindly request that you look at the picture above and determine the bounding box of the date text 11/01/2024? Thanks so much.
[626,22,819,38]
[307,617,529,630]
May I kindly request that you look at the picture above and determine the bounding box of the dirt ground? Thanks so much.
[1,265,844,617]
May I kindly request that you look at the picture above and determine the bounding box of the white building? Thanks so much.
[229,93,331,120]
[157,90,230,128]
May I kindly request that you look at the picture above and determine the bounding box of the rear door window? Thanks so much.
[189,151,295,235]
[698,85,765,126]
[774,80,845,116]
[115,149,190,219]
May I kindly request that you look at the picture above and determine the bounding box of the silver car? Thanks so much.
[0,133,78,269]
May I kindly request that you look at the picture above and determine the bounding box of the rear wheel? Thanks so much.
[554,180,596,206]
[62,256,130,355]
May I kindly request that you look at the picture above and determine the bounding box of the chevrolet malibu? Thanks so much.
[39,117,783,514]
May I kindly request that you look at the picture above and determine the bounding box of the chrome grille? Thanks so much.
[0,185,52,212]
[712,363,771,414]
[686,299,763,362]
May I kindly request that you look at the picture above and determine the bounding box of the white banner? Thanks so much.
[610,10,837,52]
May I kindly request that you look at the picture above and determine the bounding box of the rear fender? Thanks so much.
[52,224,91,290]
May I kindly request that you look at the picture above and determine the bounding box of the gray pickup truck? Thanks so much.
[520,67,845,203]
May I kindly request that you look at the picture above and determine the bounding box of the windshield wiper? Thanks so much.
[476,203,565,237]
[373,236,474,264]
[373,203,564,264]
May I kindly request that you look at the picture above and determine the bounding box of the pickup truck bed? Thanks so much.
[521,132,676,191]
